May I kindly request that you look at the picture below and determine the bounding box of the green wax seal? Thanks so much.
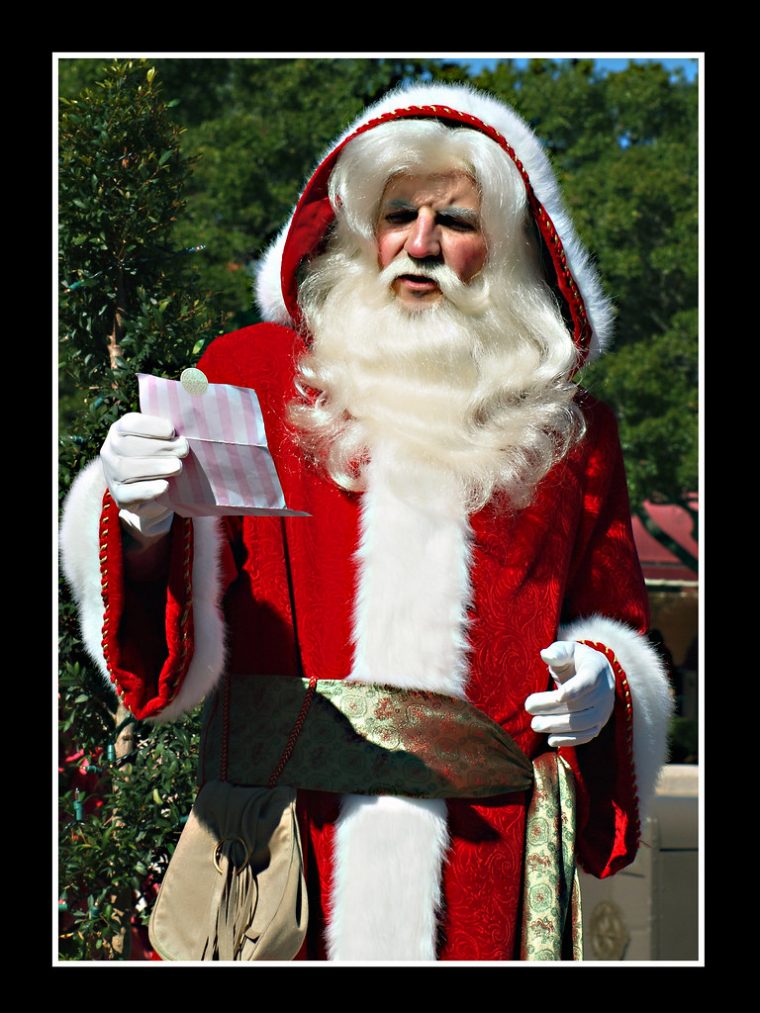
[180,367,208,396]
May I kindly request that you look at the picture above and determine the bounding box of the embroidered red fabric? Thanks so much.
[99,323,646,959]
[99,492,195,721]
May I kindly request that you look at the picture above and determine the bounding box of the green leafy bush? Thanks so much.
[58,59,220,960]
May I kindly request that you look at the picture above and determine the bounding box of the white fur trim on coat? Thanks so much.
[558,614,674,822]
[255,82,613,361]
[59,459,227,721]
[348,444,473,697]
[326,445,472,960]
[327,794,449,961]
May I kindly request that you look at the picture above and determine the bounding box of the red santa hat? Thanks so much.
[255,81,614,371]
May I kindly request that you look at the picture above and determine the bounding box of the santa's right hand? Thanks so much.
[100,413,189,542]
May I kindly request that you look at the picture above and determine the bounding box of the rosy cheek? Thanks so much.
[465,238,488,279]
[376,233,394,269]
[454,248,483,281]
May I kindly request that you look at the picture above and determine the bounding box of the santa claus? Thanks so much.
[61,82,673,961]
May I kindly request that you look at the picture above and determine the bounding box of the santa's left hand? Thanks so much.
[524,641,615,747]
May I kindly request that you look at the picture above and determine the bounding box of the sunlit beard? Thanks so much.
[295,237,584,512]
[306,256,498,488]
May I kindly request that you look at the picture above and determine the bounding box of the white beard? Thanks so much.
[293,242,583,512]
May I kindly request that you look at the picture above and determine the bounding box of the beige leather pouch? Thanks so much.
[149,781,308,961]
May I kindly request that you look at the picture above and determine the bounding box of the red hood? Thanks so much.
[254,82,614,372]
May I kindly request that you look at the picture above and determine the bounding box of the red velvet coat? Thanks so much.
[98,321,651,960]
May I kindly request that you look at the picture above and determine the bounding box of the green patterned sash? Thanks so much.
[200,674,533,798]
[520,752,583,960]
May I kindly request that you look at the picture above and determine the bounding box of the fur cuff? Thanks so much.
[59,459,227,721]
[60,459,114,685]
[559,615,674,821]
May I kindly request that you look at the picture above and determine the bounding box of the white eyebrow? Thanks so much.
[439,207,480,225]
[382,199,416,211]
[381,200,480,225]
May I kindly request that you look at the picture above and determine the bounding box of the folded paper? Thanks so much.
[138,372,308,518]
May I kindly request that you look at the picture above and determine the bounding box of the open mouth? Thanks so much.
[397,274,439,289]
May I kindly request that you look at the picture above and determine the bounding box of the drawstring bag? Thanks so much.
[149,781,308,961]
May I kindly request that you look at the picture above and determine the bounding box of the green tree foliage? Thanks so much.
[59,661,199,960]
[59,59,220,959]
[162,57,461,330]
[61,58,459,333]
[474,59,698,512]
[59,59,225,435]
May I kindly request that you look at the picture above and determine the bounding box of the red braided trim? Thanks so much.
[99,490,127,706]
[220,672,231,783]
[267,675,319,788]
[162,515,194,708]
[576,639,641,843]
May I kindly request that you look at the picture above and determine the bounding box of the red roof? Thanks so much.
[631,494,698,584]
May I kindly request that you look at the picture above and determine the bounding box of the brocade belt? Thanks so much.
[192,673,582,960]
[200,673,534,797]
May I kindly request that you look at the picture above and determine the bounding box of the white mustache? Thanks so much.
[379,255,464,294]
[378,255,489,315]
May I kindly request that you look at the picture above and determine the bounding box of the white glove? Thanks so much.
[524,641,616,747]
[100,413,188,544]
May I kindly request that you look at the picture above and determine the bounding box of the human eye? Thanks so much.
[438,212,478,232]
[383,209,416,225]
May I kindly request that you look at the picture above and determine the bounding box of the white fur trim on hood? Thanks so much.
[59,459,227,722]
[255,81,613,361]
[558,614,674,822]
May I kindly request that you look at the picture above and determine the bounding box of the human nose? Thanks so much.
[404,209,440,259]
